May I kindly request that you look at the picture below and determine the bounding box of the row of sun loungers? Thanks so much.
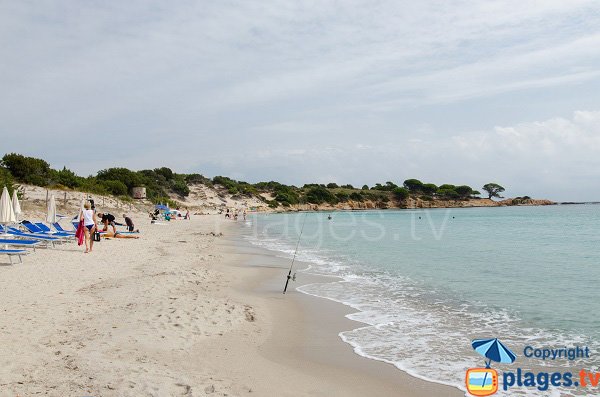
[0,221,77,263]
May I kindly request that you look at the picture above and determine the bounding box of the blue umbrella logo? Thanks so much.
[472,338,517,368]
[470,338,516,392]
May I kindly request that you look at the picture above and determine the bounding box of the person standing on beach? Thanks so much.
[225,209,230,219]
[80,201,98,253]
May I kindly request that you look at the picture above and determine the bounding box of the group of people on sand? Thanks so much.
[224,208,247,221]
[148,208,190,222]
[79,200,139,254]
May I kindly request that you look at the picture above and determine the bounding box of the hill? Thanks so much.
[1,152,554,213]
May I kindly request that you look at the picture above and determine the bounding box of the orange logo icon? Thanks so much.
[466,368,498,396]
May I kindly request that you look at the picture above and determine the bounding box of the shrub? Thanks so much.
[97,168,142,190]
[100,180,129,196]
[0,166,16,195]
[51,167,84,189]
[393,187,410,201]
[171,178,190,197]
[185,173,210,185]
[304,185,337,204]
[335,192,350,202]
[2,153,51,186]
[349,192,364,201]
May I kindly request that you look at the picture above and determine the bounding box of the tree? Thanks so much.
[385,181,398,191]
[437,188,459,199]
[482,183,505,199]
[455,185,473,198]
[422,183,438,195]
[154,167,174,181]
[97,168,141,190]
[51,166,83,188]
[327,183,339,189]
[403,179,423,193]
[393,187,409,201]
[2,153,51,186]
[361,185,369,190]
[0,166,16,195]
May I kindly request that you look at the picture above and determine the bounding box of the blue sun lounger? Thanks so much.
[0,239,41,252]
[52,222,76,234]
[0,227,60,248]
[0,249,28,264]
[21,222,72,238]
[35,222,75,237]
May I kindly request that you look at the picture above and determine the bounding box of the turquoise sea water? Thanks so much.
[242,205,599,396]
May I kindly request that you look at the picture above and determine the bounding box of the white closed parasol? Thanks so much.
[12,189,21,222]
[46,194,57,224]
[0,186,16,235]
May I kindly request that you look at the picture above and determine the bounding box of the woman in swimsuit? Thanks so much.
[80,201,98,253]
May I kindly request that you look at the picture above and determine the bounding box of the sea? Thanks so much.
[240,205,600,396]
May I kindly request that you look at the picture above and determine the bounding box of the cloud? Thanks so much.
[196,111,600,201]
[1,1,600,200]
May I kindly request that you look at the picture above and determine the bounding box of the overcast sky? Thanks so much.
[1,1,600,201]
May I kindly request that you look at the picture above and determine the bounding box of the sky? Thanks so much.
[1,1,600,201]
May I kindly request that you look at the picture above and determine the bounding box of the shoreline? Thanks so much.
[221,223,464,397]
[0,214,464,396]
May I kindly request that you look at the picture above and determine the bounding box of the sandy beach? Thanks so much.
[0,215,462,396]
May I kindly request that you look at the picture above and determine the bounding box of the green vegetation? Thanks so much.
[0,153,200,203]
[482,183,505,199]
[0,152,511,209]
[0,165,16,195]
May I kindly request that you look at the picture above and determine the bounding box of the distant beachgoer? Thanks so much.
[80,201,98,253]
[225,209,230,219]
[243,210,247,221]
[234,211,238,221]
[98,212,117,233]
[185,209,190,220]
[123,214,138,232]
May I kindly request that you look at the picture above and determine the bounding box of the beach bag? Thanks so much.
[75,220,84,246]
[93,231,101,242]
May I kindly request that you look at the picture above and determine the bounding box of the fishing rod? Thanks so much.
[283,212,308,294]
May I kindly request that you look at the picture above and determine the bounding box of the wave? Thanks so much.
[243,227,594,397]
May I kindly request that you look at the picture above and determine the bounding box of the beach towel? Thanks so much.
[75,220,84,246]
